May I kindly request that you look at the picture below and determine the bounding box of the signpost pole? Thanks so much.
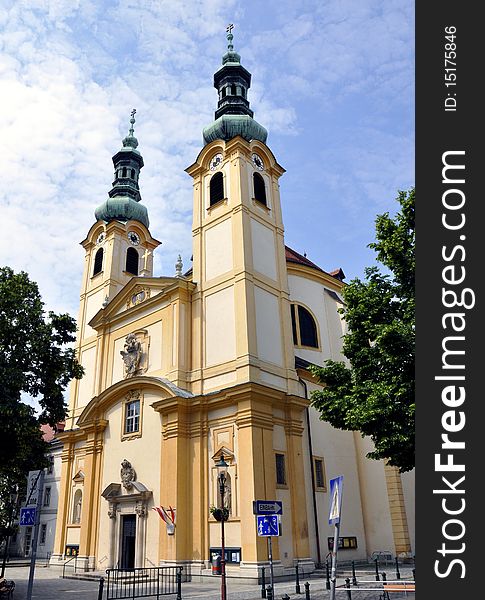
[267,536,275,595]
[26,469,44,600]
[329,522,340,600]
[328,476,344,600]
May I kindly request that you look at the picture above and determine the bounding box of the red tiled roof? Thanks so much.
[285,246,344,281]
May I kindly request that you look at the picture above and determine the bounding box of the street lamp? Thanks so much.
[215,454,229,600]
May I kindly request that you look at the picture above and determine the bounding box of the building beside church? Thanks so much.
[11,425,63,560]
[51,30,414,576]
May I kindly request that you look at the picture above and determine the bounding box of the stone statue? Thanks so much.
[120,333,142,378]
[120,459,136,490]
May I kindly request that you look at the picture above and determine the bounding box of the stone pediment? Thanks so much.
[72,470,85,483]
[88,276,195,329]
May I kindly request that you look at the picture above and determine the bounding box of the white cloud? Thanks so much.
[1,0,414,321]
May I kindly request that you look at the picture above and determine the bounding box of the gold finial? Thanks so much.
[129,108,136,135]
[226,23,234,51]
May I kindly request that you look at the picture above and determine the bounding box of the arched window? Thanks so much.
[253,173,267,206]
[126,247,139,275]
[290,304,319,348]
[130,169,135,179]
[241,87,246,98]
[72,489,82,524]
[209,172,224,206]
[122,167,127,178]
[93,248,103,276]
[231,84,236,95]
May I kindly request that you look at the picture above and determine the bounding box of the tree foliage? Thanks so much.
[310,189,415,472]
[0,267,83,526]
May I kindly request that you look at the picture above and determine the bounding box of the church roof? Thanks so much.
[182,246,344,282]
[284,246,345,281]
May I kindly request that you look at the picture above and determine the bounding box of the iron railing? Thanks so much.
[105,566,183,599]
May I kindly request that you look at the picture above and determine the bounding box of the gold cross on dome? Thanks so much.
[131,108,137,119]
[226,23,234,34]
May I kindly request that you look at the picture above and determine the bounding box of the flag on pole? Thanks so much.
[152,506,176,534]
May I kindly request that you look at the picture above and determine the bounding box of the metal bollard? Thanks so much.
[282,595,291,600]
[266,585,274,600]
[325,559,331,590]
[176,569,182,600]
[382,572,387,583]
[261,566,267,598]
[295,563,301,594]
[97,576,104,600]
[395,556,401,580]
[412,568,415,581]
[375,558,380,581]
[345,577,352,600]
[305,581,310,600]
[351,560,357,586]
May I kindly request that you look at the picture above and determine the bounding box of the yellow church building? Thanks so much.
[51,30,414,577]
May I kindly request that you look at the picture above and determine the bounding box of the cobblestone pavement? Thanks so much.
[3,564,415,600]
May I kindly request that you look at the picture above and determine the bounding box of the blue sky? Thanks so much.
[0,0,414,319]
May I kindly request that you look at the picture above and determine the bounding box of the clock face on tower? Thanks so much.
[128,231,140,246]
[96,232,105,245]
[209,153,223,171]
[251,153,264,171]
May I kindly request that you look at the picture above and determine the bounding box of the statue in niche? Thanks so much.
[120,459,136,490]
[120,333,142,378]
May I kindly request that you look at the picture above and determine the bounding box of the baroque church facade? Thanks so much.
[51,31,414,575]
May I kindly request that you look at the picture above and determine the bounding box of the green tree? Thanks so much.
[310,189,414,472]
[0,267,83,537]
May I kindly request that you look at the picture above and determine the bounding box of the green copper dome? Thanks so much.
[203,114,267,145]
[203,26,268,146]
[95,197,149,228]
[95,110,150,228]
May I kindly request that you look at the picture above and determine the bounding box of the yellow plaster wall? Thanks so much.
[254,287,283,366]
[97,391,162,568]
[205,219,233,281]
[401,470,415,553]
[352,434,395,554]
[83,289,105,338]
[205,286,236,367]
[251,218,277,281]
[77,345,97,408]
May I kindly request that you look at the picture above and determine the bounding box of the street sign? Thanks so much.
[257,515,280,537]
[20,507,36,526]
[253,500,283,515]
[328,476,344,525]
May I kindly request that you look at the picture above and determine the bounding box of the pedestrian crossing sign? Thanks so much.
[20,507,36,526]
[257,515,280,537]
[328,476,344,525]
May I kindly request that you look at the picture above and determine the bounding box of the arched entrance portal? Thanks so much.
[101,460,152,569]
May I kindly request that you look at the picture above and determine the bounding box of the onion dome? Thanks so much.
[202,25,267,146]
[95,109,149,228]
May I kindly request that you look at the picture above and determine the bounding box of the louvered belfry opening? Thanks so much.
[253,172,267,206]
[93,248,104,276]
[210,172,224,206]
[126,247,139,275]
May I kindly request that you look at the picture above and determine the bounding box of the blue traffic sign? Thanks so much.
[257,515,280,537]
[328,476,344,525]
[253,500,283,515]
[20,507,36,526]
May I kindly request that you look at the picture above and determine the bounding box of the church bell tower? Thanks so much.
[186,28,300,397]
[68,111,160,426]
